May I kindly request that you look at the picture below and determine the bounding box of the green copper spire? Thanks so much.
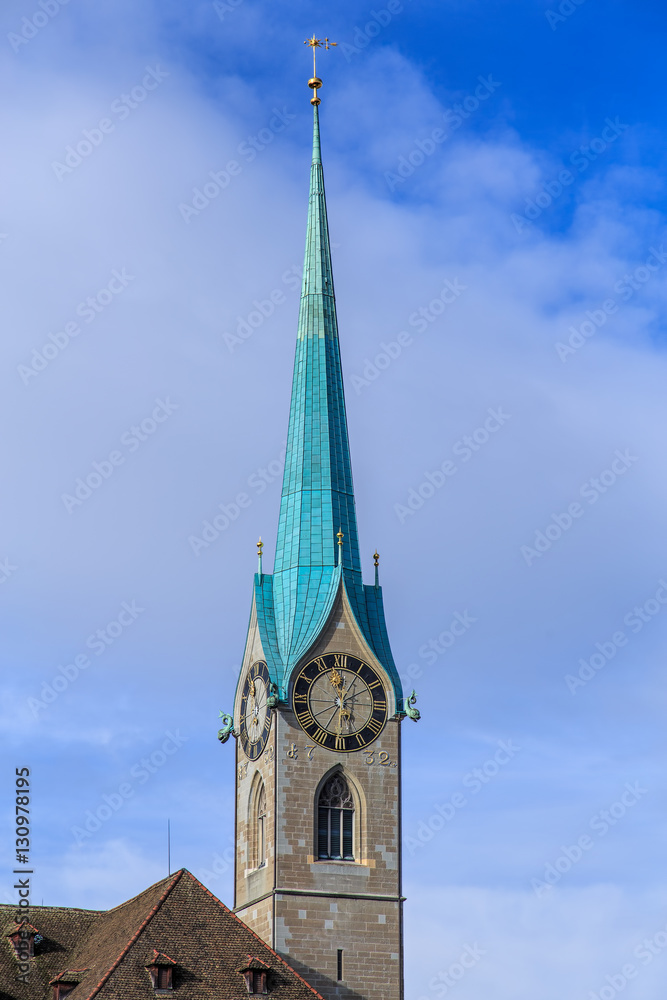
[246,93,402,708]
[272,104,363,668]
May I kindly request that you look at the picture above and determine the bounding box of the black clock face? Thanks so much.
[239,660,272,760]
[292,652,388,752]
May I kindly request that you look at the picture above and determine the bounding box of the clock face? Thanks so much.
[292,652,388,752]
[239,660,272,760]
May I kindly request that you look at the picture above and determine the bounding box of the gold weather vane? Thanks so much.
[304,35,337,105]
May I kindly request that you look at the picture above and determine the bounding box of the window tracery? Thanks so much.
[317,773,354,860]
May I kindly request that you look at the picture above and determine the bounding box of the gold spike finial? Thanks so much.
[373,550,379,568]
[304,35,337,105]
[337,528,344,547]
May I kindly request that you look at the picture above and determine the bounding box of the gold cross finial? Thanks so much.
[304,35,337,105]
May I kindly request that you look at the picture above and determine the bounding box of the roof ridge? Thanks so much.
[80,870,183,1000]
[0,904,102,915]
[104,870,183,914]
[185,872,326,1000]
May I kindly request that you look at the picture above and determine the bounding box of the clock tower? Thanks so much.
[223,58,417,1000]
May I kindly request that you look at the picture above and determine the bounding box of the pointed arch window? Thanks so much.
[255,782,267,869]
[318,774,354,861]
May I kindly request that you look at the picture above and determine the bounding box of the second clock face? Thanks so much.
[239,660,272,760]
[292,652,388,752]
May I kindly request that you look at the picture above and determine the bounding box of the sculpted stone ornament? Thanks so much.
[266,682,281,709]
[404,690,421,721]
[217,712,235,744]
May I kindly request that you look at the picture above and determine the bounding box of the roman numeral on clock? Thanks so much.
[334,653,348,669]
[367,718,383,736]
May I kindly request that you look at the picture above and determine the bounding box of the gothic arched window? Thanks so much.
[255,783,267,869]
[317,773,354,860]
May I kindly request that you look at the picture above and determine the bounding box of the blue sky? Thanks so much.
[2,1,667,997]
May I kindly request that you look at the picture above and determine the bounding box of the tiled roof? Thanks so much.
[0,870,324,1000]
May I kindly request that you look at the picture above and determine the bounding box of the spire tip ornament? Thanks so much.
[304,35,337,105]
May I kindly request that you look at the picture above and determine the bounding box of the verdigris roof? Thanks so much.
[253,104,402,706]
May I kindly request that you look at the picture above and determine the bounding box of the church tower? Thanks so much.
[223,52,417,1000]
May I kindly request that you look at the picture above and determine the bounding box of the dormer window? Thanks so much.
[237,957,270,994]
[53,983,76,1000]
[245,971,267,994]
[50,970,87,1000]
[145,951,176,991]
[156,968,172,990]
[8,922,39,959]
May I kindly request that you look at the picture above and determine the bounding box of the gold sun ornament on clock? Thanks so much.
[292,652,388,752]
